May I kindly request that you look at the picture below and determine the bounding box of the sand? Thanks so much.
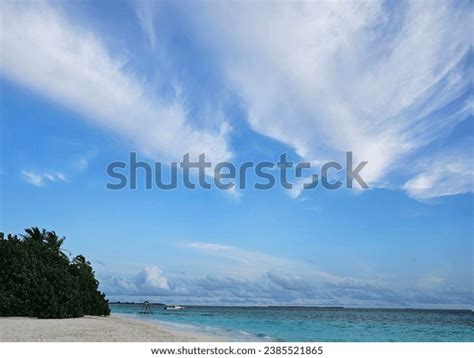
[0,315,223,342]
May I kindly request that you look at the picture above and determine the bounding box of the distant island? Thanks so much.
[0,227,110,318]
[110,301,165,306]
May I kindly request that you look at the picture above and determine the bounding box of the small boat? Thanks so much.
[164,304,184,311]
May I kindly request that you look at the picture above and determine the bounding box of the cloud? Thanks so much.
[135,0,158,49]
[21,148,98,187]
[0,2,232,165]
[98,242,470,307]
[187,1,471,199]
[21,170,68,187]
[265,271,312,291]
[135,265,170,291]
[21,171,44,187]
[74,149,99,172]
[76,158,90,172]
[403,141,474,200]
[101,265,472,308]
[2,2,470,201]
[182,241,364,289]
[181,241,312,279]
[186,242,234,251]
[101,265,169,295]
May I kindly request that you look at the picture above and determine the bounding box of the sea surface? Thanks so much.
[110,304,473,342]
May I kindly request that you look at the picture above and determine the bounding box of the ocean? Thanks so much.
[110,304,473,342]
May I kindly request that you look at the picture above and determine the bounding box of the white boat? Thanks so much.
[164,304,184,311]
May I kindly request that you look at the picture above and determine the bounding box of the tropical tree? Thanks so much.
[0,227,110,318]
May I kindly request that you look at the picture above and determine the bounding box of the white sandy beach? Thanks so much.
[0,315,222,342]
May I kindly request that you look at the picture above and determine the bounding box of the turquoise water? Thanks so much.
[111,304,473,342]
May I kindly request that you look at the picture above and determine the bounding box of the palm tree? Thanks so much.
[45,230,65,251]
[23,227,46,243]
[23,227,66,256]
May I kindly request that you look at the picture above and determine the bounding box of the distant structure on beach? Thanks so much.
[138,301,153,314]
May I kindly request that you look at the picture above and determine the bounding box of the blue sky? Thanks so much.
[0,0,472,308]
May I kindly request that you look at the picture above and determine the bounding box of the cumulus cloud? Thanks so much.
[0,2,232,165]
[97,242,472,307]
[101,265,170,295]
[187,1,471,198]
[101,266,472,308]
[135,265,170,291]
[95,245,471,307]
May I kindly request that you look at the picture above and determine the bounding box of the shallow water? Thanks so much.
[111,304,473,342]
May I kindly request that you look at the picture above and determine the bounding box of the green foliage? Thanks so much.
[0,227,110,318]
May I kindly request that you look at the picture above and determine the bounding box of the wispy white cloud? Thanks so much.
[181,241,345,284]
[135,0,159,49]
[21,148,99,187]
[186,242,234,251]
[2,1,470,202]
[73,148,99,172]
[403,141,474,201]
[21,171,45,187]
[21,170,68,187]
[0,2,232,166]
[189,1,471,199]
[76,158,90,172]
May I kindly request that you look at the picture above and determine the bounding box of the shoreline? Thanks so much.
[0,315,225,342]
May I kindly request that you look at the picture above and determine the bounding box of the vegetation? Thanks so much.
[0,227,110,318]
